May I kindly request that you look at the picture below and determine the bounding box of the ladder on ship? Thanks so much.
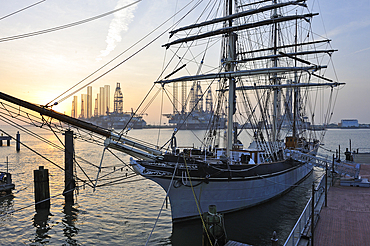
[286,149,361,179]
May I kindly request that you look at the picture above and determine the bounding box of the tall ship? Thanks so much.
[128,0,344,221]
[0,0,343,222]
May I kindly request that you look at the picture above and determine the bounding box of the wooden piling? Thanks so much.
[34,166,50,210]
[202,205,226,246]
[0,135,12,147]
[64,130,75,204]
[16,131,20,151]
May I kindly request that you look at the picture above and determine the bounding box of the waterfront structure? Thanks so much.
[69,84,144,128]
[164,80,225,130]
[340,119,359,128]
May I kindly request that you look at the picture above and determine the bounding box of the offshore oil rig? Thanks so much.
[78,83,146,129]
[163,81,226,130]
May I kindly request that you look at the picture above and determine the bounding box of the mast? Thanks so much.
[226,0,236,158]
[293,14,298,139]
[272,0,279,143]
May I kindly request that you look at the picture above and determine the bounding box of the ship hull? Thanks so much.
[132,160,313,222]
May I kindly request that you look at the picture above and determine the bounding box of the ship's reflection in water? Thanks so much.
[171,171,316,246]
[32,203,79,245]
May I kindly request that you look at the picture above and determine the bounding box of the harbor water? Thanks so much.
[0,125,369,245]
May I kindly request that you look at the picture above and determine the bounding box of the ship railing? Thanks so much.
[283,174,327,246]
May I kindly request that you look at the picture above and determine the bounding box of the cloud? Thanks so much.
[327,19,370,38]
[97,0,138,60]
[353,46,370,54]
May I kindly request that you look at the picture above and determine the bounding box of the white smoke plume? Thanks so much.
[97,0,138,60]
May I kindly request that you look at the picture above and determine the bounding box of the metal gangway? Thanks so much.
[286,149,360,179]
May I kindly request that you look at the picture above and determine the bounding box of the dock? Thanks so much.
[313,163,370,245]
[0,135,11,146]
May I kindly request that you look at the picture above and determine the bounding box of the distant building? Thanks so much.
[340,119,359,128]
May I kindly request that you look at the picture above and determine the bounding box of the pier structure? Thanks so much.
[0,131,21,151]
[0,135,11,146]
[284,154,370,246]
[313,163,370,245]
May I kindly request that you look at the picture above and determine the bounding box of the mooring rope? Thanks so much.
[183,156,213,246]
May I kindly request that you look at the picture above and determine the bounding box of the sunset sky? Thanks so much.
[1,0,370,124]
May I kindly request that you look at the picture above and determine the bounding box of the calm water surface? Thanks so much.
[0,126,369,245]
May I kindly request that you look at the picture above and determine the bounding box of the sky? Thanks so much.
[0,0,370,124]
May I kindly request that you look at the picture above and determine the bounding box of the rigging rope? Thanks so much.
[0,115,140,188]
[0,0,141,43]
[145,162,179,246]
[0,0,47,21]
[93,147,107,191]
[48,0,202,106]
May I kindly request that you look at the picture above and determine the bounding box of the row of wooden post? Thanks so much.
[34,130,75,211]
[0,131,20,151]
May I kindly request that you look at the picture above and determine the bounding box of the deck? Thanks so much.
[313,164,370,246]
